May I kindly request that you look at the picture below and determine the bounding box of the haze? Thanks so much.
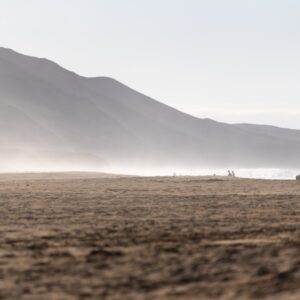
[1,0,299,129]
[2,46,300,176]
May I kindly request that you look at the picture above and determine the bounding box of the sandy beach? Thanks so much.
[1,173,300,299]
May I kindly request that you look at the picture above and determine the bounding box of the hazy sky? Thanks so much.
[1,0,299,128]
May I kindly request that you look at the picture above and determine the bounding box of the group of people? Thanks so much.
[228,170,236,177]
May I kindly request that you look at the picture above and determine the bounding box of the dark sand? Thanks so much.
[1,173,300,299]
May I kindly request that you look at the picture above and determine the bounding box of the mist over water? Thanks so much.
[103,167,300,180]
[1,159,298,180]
[0,148,299,179]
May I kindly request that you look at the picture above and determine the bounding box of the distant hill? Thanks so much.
[1,47,300,171]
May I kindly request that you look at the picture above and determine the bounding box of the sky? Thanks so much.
[0,0,299,128]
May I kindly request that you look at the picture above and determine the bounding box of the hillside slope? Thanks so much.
[1,47,300,171]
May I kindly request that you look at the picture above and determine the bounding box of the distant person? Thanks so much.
[232,170,235,177]
[228,170,232,177]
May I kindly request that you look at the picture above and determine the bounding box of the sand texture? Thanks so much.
[1,173,300,299]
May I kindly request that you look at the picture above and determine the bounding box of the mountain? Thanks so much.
[1,47,300,172]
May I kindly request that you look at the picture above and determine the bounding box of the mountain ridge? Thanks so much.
[1,47,300,171]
